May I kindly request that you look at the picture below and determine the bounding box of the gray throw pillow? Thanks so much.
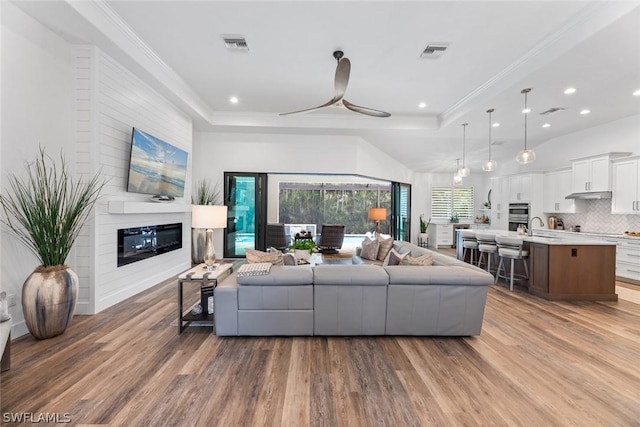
[360,237,380,261]
[383,248,410,266]
[377,235,394,261]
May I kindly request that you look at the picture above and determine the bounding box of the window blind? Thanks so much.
[431,186,474,220]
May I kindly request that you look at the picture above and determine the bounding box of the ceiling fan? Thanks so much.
[280,50,391,118]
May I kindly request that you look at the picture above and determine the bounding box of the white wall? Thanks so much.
[1,2,76,337]
[1,3,193,337]
[83,46,192,313]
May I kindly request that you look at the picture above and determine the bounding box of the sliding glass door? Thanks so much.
[223,173,267,258]
[391,182,411,241]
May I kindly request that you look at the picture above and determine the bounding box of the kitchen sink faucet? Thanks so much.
[529,216,544,236]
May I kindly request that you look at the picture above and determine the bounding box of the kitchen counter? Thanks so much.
[455,229,617,301]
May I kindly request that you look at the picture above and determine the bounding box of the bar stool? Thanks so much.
[460,230,478,265]
[495,235,529,291]
[476,233,497,275]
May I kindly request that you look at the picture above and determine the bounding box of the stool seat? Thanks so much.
[460,230,478,265]
[494,235,529,291]
[476,233,497,274]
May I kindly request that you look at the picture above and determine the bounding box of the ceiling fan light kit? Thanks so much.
[516,88,536,165]
[482,108,497,172]
[280,50,391,118]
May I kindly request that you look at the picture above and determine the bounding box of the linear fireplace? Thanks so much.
[117,223,182,267]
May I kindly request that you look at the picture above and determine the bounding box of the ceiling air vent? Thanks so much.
[222,35,249,52]
[492,140,506,146]
[539,107,566,115]
[420,43,450,59]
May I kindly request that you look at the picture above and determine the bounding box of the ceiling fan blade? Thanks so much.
[334,57,350,99]
[342,99,391,118]
[280,96,341,116]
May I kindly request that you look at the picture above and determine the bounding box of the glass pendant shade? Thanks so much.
[483,108,497,172]
[516,88,535,165]
[453,158,463,185]
[516,149,536,164]
[482,159,498,171]
[459,166,470,177]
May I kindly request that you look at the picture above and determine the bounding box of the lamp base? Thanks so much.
[203,229,217,270]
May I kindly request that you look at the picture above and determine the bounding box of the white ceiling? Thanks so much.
[15,1,640,173]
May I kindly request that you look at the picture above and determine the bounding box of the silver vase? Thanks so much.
[192,228,206,264]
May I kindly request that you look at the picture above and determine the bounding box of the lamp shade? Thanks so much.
[191,205,227,229]
[368,207,387,221]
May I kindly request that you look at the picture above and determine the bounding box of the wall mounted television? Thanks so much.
[126,128,188,200]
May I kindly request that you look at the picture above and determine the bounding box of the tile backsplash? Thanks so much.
[556,199,640,233]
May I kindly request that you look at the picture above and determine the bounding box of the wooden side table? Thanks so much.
[178,263,232,334]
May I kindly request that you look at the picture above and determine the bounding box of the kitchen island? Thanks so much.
[456,230,617,301]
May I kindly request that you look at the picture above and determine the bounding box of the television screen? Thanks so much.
[127,128,188,198]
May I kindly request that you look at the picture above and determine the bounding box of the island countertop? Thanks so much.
[455,229,616,246]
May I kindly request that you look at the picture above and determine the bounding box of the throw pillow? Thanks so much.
[383,248,410,266]
[360,237,380,261]
[400,253,433,266]
[376,235,394,261]
[245,249,284,265]
[237,262,272,277]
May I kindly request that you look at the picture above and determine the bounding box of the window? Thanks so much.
[430,186,474,220]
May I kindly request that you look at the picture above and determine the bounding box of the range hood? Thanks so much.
[565,191,612,200]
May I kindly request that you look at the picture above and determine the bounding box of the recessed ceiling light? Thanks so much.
[492,122,500,127]
[564,87,577,95]
[522,108,531,114]
[418,102,427,108]
[633,89,640,96]
[580,109,591,115]
[230,96,239,104]
[542,123,551,128]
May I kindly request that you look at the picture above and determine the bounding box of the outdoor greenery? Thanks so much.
[0,148,105,267]
[191,178,221,205]
[279,183,391,234]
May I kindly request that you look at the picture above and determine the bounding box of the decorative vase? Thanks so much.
[22,266,78,340]
[294,249,311,261]
[418,233,429,247]
[192,228,206,264]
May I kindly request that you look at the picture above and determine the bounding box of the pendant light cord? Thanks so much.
[461,123,468,167]
[487,109,493,158]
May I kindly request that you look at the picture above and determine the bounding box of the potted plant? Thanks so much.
[450,213,460,223]
[289,233,316,261]
[418,215,430,246]
[191,178,221,264]
[0,148,104,339]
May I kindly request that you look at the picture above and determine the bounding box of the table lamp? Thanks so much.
[369,207,387,237]
[192,205,228,270]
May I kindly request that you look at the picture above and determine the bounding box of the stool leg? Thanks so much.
[523,257,530,279]
[495,258,504,284]
[509,258,515,291]
[463,247,468,262]
[487,254,492,274]
[478,252,485,269]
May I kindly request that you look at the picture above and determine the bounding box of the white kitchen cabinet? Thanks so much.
[571,153,630,193]
[611,156,640,214]
[616,238,640,283]
[489,177,508,230]
[428,223,453,248]
[509,174,533,202]
[543,169,584,213]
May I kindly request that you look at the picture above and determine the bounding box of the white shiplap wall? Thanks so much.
[75,46,192,314]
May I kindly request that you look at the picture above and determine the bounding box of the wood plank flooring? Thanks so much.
[1,277,640,426]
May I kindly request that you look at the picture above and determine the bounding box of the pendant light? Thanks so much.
[459,123,470,177]
[482,108,498,171]
[516,88,536,164]
[453,159,463,185]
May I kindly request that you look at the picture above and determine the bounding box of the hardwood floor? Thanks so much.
[2,276,640,426]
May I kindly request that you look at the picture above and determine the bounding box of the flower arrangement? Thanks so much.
[289,231,316,254]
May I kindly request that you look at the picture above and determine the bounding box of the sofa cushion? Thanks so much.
[360,237,380,261]
[384,265,494,286]
[313,264,389,286]
[237,265,313,286]
[376,235,394,261]
[237,262,272,277]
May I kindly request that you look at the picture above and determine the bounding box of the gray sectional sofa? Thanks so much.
[215,241,494,336]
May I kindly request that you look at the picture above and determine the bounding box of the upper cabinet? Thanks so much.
[489,176,509,212]
[611,156,640,214]
[571,153,631,193]
[543,169,584,213]
[508,174,533,202]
